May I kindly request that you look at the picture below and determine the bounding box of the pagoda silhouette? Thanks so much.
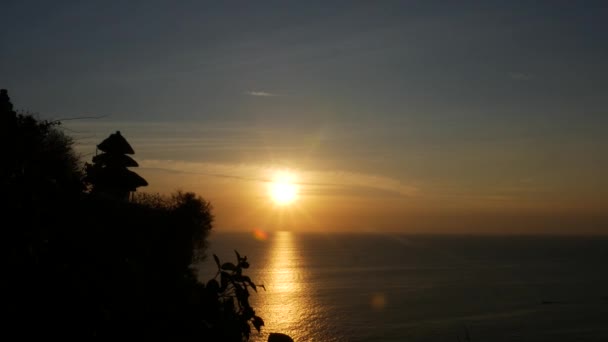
[86,131,148,200]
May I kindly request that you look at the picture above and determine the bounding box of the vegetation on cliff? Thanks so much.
[1,89,281,341]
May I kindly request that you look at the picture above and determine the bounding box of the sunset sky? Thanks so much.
[2,1,607,233]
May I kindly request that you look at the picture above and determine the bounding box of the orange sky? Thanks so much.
[64,121,607,234]
[5,2,606,234]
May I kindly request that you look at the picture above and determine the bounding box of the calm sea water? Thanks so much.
[198,232,608,342]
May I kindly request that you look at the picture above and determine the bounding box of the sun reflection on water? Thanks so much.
[252,231,315,341]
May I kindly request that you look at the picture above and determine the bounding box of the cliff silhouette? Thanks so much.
[1,89,283,341]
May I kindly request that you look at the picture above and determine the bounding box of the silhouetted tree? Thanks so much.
[0,89,82,204]
[0,89,82,264]
[0,89,17,179]
[1,89,291,341]
[1,89,85,338]
[85,131,148,200]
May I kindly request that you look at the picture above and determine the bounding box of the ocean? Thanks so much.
[198,232,608,341]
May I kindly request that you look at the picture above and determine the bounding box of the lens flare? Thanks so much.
[371,293,387,311]
[252,228,268,241]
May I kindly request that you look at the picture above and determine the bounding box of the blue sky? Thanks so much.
[2,1,607,232]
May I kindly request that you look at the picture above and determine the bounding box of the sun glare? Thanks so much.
[268,171,299,205]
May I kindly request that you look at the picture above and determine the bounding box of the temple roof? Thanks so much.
[92,153,139,167]
[97,131,135,154]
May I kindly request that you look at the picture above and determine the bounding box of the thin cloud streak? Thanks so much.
[138,159,417,198]
[245,90,279,97]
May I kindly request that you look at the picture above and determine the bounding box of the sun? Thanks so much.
[268,171,299,205]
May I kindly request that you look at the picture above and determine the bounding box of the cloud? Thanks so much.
[245,90,279,97]
[302,170,418,198]
[508,72,534,81]
[63,120,419,199]
[137,159,418,198]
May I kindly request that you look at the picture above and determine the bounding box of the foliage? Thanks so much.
[1,89,290,341]
[205,251,266,341]
[132,191,214,264]
[1,90,83,206]
[132,191,170,210]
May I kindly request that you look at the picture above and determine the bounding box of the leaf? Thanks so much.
[206,279,220,293]
[252,315,264,332]
[241,261,250,269]
[234,249,241,261]
[240,275,256,292]
[234,282,249,300]
[213,254,220,268]
[242,321,251,338]
[221,262,236,271]
[243,306,254,319]
[220,272,230,291]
